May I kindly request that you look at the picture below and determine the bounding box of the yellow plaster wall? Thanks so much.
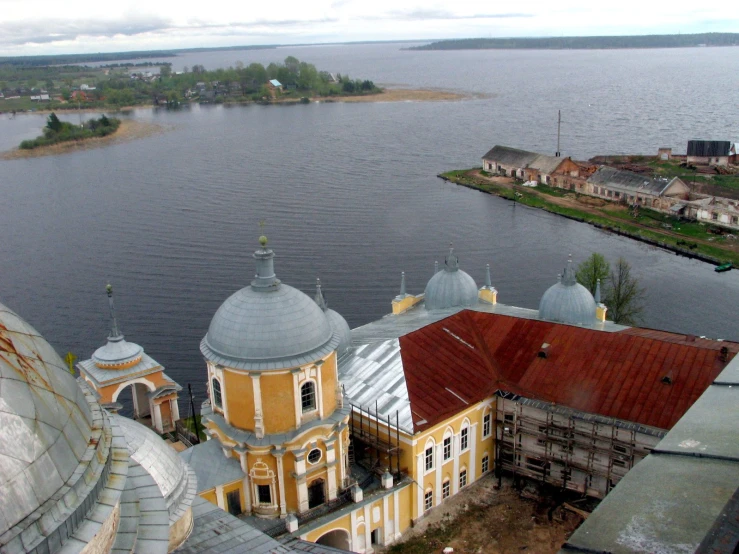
[303,513,352,543]
[320,354,338,416]
[391,294,423,315]
[200,489,217,505]
[282,454,298,510]
[96,369,173,404]
[222,481,246,514]
[222,370,255,430]
[261,372,297,434]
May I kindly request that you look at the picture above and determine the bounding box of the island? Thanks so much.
[410,32,739,50]
[19,113,121,150]
[0,56,387,112]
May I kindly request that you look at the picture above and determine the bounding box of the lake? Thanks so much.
[1,42,738,406]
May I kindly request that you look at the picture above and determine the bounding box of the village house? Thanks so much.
[482,145,566,183]
[585,166,690,210]
[687,140,737,166]
[267,79,283,92]
[550,158,597,192]
[684,195,739,230]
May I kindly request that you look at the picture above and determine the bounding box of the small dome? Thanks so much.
[202,241,333,366]
[113,414,195,522]
[92,336,143,368]
[327,309,352,356]
[0,301,94,536]
[424,246,479,311]
[539,257,597,326]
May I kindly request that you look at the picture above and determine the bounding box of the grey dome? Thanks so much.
[0,301,94,536]
[424,247,479,311]
[92,336,143,367]
[202,242,334,366]
[327,309,352,356]
[113,414,195,522]
[539,257,597,326]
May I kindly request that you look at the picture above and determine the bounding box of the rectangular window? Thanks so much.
[257,485,271,505]
[613,444,628,454]
[460,428,468,451]
[442,481,450,499]
[424,490,433,511]
[443,437,451,461]
[504,413,514,423]
[425,447,434,471]
[459,469,467,488]
[483,414,491,438]
[613,458,627,468]
[226,490,242,515]
[481,455,489,474]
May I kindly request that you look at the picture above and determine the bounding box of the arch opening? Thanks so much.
[316,529,350,550]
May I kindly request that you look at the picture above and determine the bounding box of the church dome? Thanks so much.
[113,414,195,522]
[424,246,479,311]
[0,301,94,537]
[539,257,597,326]
[313,278,352,357]
[202,239,335,368]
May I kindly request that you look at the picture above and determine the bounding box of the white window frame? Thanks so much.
[211,377,223,410]
[482,412,492,438]
[481,454,489,474]
[300,380,318,414]
[459,468,467,489]
[424,445,434,472]
[442,480,450,499]
[424,489,433,511]
[442,434,452,462]
[460,423,469,452]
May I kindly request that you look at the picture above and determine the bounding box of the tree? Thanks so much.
[576,253,610,296]
[46,113,63,133]
[160,64,172,78]
[605,257,646,325]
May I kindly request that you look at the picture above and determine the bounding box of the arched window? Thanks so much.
[212,378,222,409]
[460,420,470,452]
[301,381,316,413]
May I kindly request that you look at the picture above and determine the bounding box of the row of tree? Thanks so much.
[19,113,120,149]
[576,253,646,325]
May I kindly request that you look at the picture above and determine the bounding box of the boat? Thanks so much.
[715,262,733,273]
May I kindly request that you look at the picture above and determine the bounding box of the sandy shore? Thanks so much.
[0,120,166,160]
[319,88,468,103]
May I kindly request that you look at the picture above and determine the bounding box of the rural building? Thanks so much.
[685,195,739,230]
[482,145,566,183]
[268,79,283,91]
[687,140,736,166]
[550,158,597,192]
[586,166,690,210]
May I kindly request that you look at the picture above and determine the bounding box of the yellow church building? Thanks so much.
[180,239,736,553]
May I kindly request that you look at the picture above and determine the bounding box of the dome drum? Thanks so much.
[538,257,597,326]
[424,247,479,311]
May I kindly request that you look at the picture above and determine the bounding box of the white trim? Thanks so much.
[363,504,373,553]
[393,490,400,541]
[274,449,287,517]
[452,434,460,495]
[469,422,478,483]
[317,364,325,420]
[292,369,301,428]
[435,442,442,504]
[423,438,435,474]
[110,377,155,403]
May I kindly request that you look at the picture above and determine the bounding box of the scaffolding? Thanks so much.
[349,402,403,481]
[496,398,659,498]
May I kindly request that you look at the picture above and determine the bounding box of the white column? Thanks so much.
[393,490,400,541]
[238,450,252,512]
[382,494,389,546]
[435,443,442,504]
[363,504,372,553]
[153,403,163,434]
[452,434,460,495]
[292,369,302,428]
[337,424,347,486]
[215,484,225,510]
[171,398,180,422]
[274,448,287,517]
[294,450,308,512]
[350,509,358,552]
[326,438,338,500]
[415,453,424,517]
[470,423,478,483]
[251,374,264,438]
[316,364,325,420]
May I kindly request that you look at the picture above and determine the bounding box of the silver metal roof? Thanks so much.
[538,257,596,326]
[78,351,163,386]
[587,166,682,196]
[424,247,479,311]
[0,301,95,539]
[91,336,143,367]
[339,339,413,433]
[179,438,245,493]
[326,309,352,357]
[113,414,196,522]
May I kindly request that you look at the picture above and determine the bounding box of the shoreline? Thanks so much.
[0,120,166,160]
[439,170,739,267]
[1,87,469,117]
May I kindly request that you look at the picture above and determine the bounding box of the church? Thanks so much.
[177,236,737,552]
[1,235,736,554]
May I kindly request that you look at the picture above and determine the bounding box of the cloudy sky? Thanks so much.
[1,0,735,56]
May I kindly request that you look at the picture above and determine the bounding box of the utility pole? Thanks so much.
[188,384,201,444]
[556,109,561,157]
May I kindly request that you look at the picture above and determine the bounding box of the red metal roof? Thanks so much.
[399,311,738,433]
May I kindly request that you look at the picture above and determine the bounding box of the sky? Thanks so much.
[1,0,736,56]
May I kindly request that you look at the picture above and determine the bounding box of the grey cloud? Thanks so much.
[1,16,172,45]
[365,9,532,21]
[182,17,339,30]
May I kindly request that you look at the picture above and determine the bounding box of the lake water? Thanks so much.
[1,43,738,406]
